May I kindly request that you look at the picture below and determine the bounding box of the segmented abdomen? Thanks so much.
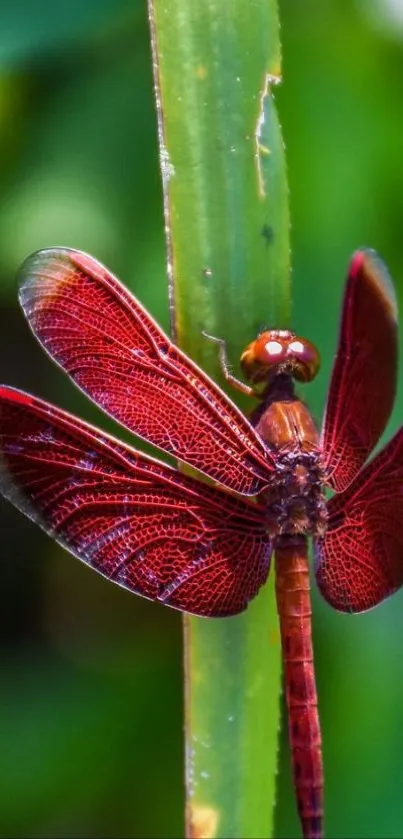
[275,536,323,839]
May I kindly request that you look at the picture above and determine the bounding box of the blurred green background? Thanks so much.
[1,1,403,837]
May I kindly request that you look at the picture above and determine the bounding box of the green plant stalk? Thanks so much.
[147,1,290,836]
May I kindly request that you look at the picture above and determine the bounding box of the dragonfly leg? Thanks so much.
[202,331,254,397]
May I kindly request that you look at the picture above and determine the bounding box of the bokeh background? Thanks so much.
[1,1,403,836]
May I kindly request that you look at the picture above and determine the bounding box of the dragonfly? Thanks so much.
[0,247,401,839]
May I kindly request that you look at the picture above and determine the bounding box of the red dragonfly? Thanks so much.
[0,247,400,839]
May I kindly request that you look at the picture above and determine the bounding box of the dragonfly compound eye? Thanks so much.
[240,330,320,384]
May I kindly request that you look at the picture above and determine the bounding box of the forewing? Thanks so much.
[321,250,398,491]
[17,248,275,496]
[0,387,272,617]
[315,426,403,613]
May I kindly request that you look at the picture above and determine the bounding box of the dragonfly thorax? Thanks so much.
[264,449,327,539]
[250,374,327,538]
[252,378,320,455]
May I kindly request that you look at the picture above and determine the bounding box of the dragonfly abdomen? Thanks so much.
[275,536,323,839]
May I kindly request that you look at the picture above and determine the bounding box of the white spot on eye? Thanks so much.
[227,714,235,722]
[265,340,283,356]
[288,340,305,354]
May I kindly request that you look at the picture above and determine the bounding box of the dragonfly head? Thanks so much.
[240,330,320,387]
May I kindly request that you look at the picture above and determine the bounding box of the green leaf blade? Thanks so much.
[151,0,290,356]
[185,585,281,839]
[148,1,289,836]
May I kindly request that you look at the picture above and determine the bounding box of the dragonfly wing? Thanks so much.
[17,248,275,496]
[315,426,403,613]
[321,250,398,492]
[0,386,272,617]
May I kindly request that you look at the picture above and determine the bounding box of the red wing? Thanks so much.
[17,248,275,496]
[0,386,272,617]
[321,250,398,492]
[315,426,403,613]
